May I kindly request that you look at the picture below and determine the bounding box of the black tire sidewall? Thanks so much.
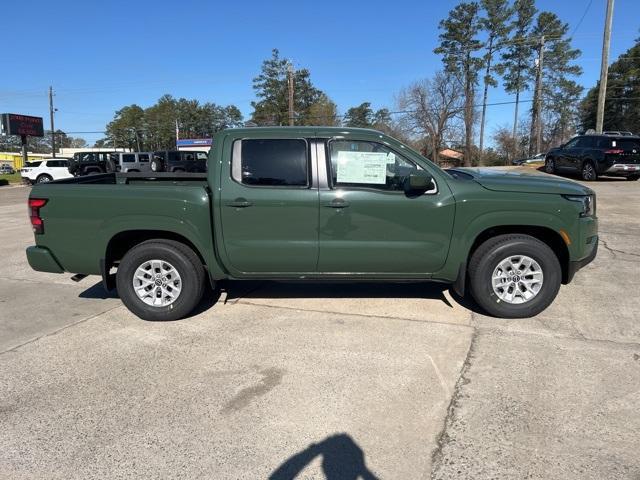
[116,242,203,321]
[470,238,561,318]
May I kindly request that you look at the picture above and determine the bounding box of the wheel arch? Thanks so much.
[467,225,570,284]
[102,230,213,290]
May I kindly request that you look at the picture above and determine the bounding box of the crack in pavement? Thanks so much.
[599,238,640,259]
[0,304,124,355]
[233,298,474,329]
[430,322,479,479]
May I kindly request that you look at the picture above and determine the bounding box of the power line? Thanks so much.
[571,0,594,38]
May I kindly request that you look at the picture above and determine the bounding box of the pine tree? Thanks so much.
[478,0,512,157]
[434,2,483,166]
[580,37,640,134]
[495,0,536,158]
[251,49,332,126]
[528,12,582,152]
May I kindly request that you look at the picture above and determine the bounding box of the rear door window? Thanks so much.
[232,139,309,187]
[138,153,149,162]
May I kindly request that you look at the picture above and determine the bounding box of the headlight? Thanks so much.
[563,194,595,217]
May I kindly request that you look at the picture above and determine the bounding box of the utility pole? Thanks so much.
[287,63,295,126]
[49,86,56,158]
[532,35,545,155]
[596,0,615,133]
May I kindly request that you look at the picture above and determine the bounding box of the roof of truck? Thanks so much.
[220,126,386,137]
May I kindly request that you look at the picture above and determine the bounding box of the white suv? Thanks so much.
[21,159,73,184]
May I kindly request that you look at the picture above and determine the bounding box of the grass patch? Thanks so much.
[0,173,23,185]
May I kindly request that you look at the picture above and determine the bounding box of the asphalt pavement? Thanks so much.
[0,177,638,479]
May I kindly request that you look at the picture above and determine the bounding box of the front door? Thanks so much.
[557,137,581,170]
[219,137,319,274]
[317,139,455,274]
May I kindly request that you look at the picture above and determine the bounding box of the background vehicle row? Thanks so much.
[68,150,208,176]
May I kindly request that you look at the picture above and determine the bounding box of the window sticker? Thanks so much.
[386,152,396,164]
[336,151,388,184]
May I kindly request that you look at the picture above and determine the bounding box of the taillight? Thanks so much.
[28,198,47,234]
[604,149,624,154]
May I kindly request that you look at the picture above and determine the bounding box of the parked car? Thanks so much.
[0,163,15,175]
[512,153,546,165]
[26,127,597,321]
[21,159,73,184]
[150,150,208,173]
[110,152,153,172]
[67,151,116,176]
[545,134,640,181]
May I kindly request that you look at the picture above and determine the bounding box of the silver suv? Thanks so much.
[110,152,153,172]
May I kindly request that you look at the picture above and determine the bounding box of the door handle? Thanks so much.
[226,198,253,208]
[323,199,350,208]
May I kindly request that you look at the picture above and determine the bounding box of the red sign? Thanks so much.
[1,113,45,137]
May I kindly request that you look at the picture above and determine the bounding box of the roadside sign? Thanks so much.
[1,113,45,137]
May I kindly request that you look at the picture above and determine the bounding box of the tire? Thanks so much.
[581,161,597,181]
[468,234,561,318]
[36,174,53,184]
[626,175,639,181]
[150,158,164,173]
[545,157,556,174]
[105,159,117,173]
[116,239,206,321]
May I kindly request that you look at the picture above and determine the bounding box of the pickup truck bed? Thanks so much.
[26,127,598,321]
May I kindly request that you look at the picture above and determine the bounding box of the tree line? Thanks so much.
[580,35,640,134]
[12,0,591,164]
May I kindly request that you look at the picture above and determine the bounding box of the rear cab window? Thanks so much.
[232,139,309,187]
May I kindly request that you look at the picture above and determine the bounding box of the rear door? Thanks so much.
[137,153,151,171]
[219,137,319,274]
[569,136,595,171]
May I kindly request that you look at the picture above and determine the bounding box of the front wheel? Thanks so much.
[626,175,639,181]
[150,158,165,173]
[545,157,556,174]
[116,239,206,321]
[468,234,561,318]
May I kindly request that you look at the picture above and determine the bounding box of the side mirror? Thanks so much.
[404,171,433,195]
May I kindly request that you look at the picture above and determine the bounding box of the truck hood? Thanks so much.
[454,166,593,195]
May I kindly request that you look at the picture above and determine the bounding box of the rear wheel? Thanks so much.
[469,234,561,318]
[545,157,556,174]
[581,161,597,181]
[36,174,52,184]
[116,239,205,321]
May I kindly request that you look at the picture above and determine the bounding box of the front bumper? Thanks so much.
[26,246,64,274]
[566,236,598,283]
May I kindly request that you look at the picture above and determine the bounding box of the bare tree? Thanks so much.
[397,72,464,164]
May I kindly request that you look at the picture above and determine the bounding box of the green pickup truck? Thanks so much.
[26,127,598,320]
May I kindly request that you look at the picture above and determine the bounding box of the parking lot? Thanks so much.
[1,179,639,479]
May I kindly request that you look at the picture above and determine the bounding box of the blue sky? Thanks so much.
[1,0,639,146]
